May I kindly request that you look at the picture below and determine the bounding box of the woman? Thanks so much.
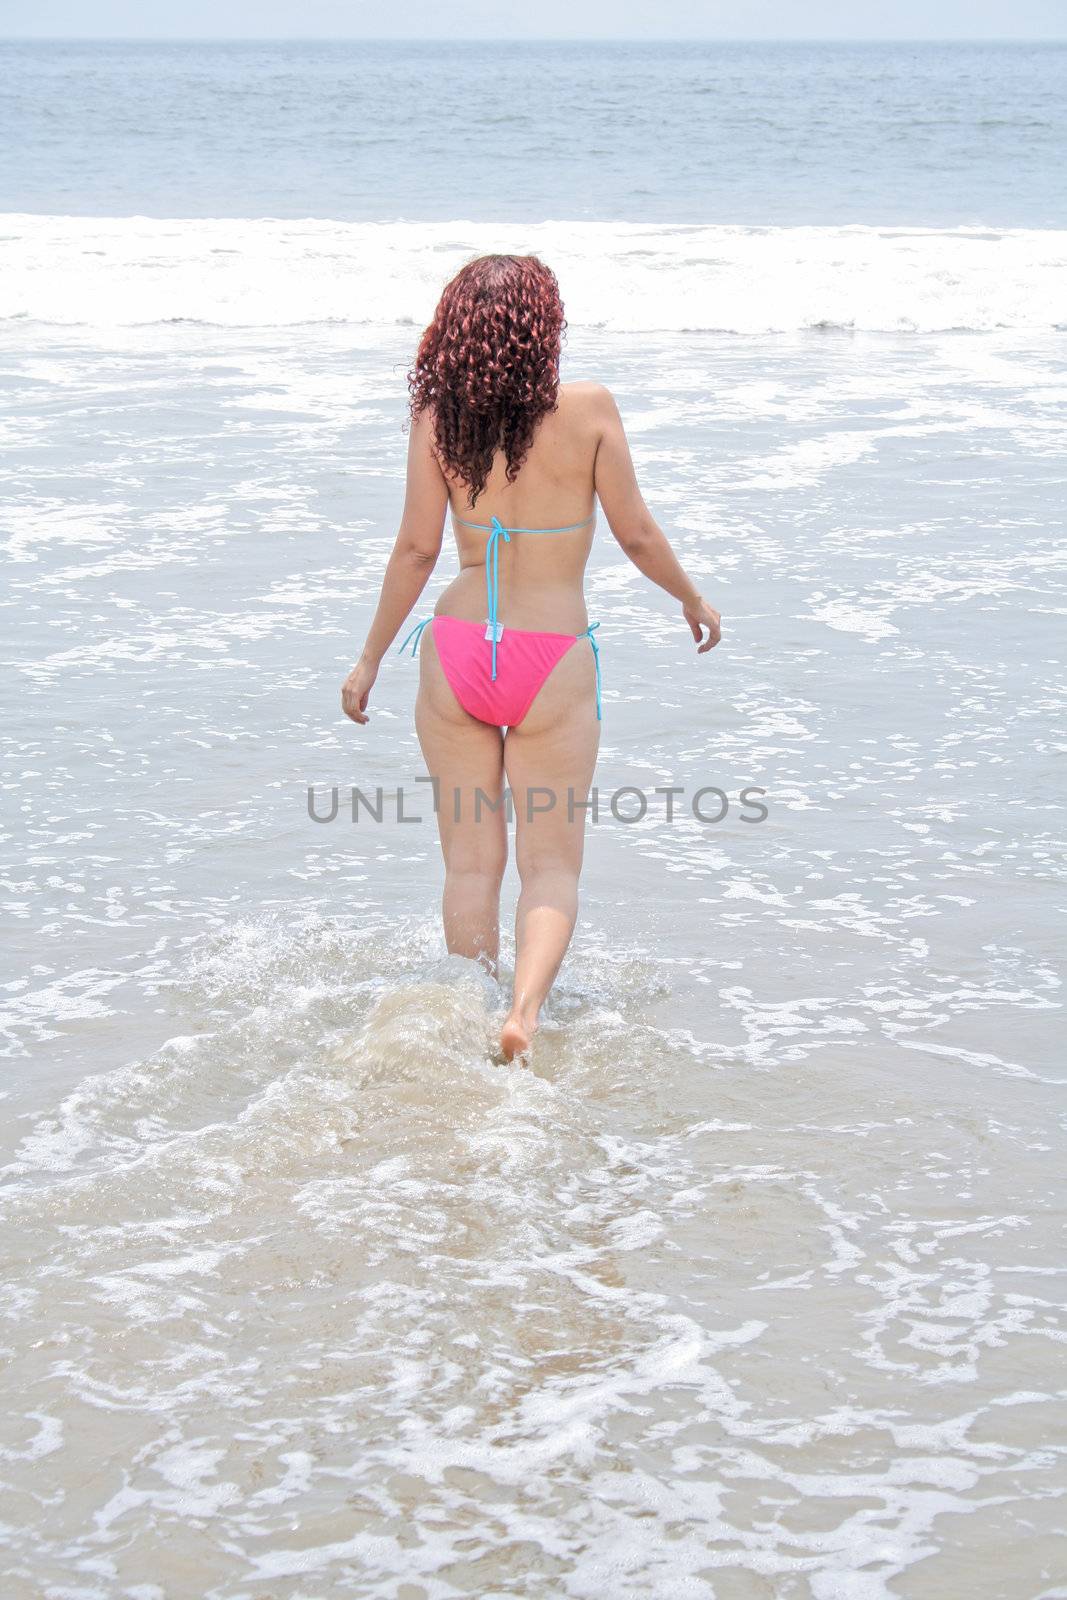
[341,254,720,1061]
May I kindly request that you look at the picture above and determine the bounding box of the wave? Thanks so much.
[0,216,1064,334]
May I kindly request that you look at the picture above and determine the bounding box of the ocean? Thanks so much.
[1,38,1065,1600]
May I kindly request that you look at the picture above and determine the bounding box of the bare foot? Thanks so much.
[500,1012,537,1063]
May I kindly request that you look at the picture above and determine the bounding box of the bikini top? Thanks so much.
[451,512,596,683]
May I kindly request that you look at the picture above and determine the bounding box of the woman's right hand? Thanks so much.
[683,597,722,653]
[341,655,378,725]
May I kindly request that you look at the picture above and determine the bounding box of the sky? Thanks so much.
[1,0,1064,40]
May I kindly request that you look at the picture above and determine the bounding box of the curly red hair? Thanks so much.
[407,254,566,507]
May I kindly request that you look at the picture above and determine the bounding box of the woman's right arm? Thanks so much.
[340,408,447,725]
[591,384,721,653]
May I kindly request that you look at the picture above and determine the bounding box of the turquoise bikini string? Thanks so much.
[579,621,602,721]
[454,515,595,535]
[406,515,601,711]
[485,515,510,682]
[398,616,431,656]
[454,512,596,686]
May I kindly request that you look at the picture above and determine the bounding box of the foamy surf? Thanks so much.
[0,914,1063,1597]
[2,215,1065,332]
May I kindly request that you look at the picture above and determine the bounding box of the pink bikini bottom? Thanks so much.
[401,614,602,729]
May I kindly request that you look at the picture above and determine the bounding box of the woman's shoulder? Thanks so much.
[557,382,622,446]
[558,380,617,418]
[560,379,613,401]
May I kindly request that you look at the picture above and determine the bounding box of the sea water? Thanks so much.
[1,39,1065,1600]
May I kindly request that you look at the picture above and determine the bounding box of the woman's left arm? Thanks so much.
[341,409,447,725]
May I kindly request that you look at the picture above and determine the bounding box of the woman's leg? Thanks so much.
[415,630,507,974]
[501,638,600,1059]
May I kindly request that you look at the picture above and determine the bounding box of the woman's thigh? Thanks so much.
[414,628,507,870]
[504,638,601,876]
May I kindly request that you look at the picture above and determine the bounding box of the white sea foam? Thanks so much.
[1,216,1065,332]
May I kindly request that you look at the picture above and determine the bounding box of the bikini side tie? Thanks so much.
[578,621,602,721]
[485,515,511,682]
[398,616,431,656]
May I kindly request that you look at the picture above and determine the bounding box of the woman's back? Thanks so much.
[438,382,599,634]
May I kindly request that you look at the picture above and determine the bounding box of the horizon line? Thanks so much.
[2,34,1064,45]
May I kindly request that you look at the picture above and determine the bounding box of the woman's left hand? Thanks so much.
[341,656,377,725]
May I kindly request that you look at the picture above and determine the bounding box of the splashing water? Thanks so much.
[1,910,1063,1599]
